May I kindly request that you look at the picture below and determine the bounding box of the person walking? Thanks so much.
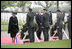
[49,11,53,25]
[36,10,43,40]
[66,10,71,39]
[42,9,50,41]
[26,8,36,42]
[8,12,19,43]
[56,10,64,40]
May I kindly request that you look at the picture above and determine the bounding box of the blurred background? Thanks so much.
[1,1,71,38]
[1,1,71,47]
[1,1,71,31]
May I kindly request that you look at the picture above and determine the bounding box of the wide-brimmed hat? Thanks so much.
[12,12,17,15]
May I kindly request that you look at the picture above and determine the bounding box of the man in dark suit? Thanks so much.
[66,10,71,39]
[42,9,50,41]
[49,11,53,25]
[36,10,42,40]
[26,8,36,42]
[61,11,65,30]
[56,10,64,40]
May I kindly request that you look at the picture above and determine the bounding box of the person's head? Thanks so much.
[68,10,71,15]
[49,11,51,13]
[37,10,41,14]
[56,10,61,14]
[28,8,32,12]
[61,10,65,13]
[12,12,17,17]
[49,11,52,14]
[43,9,47,13]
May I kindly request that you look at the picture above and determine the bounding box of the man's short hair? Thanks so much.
[43,9,47,11]
[29,8,32,11]
[49,11,51,12]
[56,10,61,12]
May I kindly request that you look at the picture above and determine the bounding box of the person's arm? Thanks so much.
[8,17,11,33]
[26,14,30,28]
[51,13,53,24]
[39,15,42,25]
[16,17,19,31]
[36,15,40,23]
[56,14,60,25]
[48,13,51,24]
[49,14,51,24]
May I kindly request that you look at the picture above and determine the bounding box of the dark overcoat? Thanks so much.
[8,16,19,37]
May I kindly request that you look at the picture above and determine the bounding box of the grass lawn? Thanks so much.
[1,24,68,31]
[1,25,8,31]
[1,25,22,31]
[1,40,71,48]
[1,22,23,26]
[1,19,24,25]
[1,20,9,25]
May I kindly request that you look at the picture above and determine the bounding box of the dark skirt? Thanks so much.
[10,33,17,38]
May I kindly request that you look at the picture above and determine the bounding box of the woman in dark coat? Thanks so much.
[8,12,19,43]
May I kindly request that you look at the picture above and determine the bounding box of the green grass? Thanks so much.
[1,25,22,31]
[18,20,24,25]
[1,20,8,25]
[1,40,71,48]
[1,18,24,25]
[1,25,8,31]
[1,20,23,25]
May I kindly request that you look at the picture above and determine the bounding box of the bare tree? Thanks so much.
[57,1,59,10]
[17,1,32,12]
[34,1,56,10]
[65,1,71,5]
[1,1,8,12]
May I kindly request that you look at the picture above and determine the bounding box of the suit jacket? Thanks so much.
[42,13,50,27]
[49,13,53,25]
[56,13,64,27]
[67,14,71,27]
[26,12,36,28]
[62,13,65,21]
[36,14,42,25]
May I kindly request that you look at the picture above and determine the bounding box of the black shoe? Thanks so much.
[25,35,29,39]
[39,38,42,40]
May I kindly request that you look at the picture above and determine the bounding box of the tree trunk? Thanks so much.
[57,1,59,10]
